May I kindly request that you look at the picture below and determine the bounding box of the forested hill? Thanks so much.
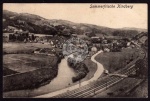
[3,10,147,38]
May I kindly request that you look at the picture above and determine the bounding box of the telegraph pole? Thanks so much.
[94,89,96,95]
[79,80,81,87]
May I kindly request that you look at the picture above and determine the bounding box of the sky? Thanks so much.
[3,3,147,29]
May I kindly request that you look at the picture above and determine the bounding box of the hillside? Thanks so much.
[120,27,147,32]
[3,10,147,38]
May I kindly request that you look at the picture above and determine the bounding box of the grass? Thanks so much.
[3,42,52,54]
[93,77,145,98]
[3,68,58,92]
[95,47,140,73]
[3,54,58,73]
[3,42,61,92]
[3,42,59,73]
[127,80,148,98]
[3,67,18,76]
[82,58,97,81]
[3,42,99,96]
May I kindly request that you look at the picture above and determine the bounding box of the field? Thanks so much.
[3,43,52,54]
[3,54,58,73]
[3,42,59,74]
[3,42,61,92]
[95,47,140,73]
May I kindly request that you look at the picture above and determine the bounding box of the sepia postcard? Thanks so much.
[2,3,148,98]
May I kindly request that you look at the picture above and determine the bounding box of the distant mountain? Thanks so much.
[119,27,147,32]
[3,10,147,38]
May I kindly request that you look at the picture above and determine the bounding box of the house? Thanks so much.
[3,36,9,42]
[34,48,41,53]
[104,48,110,52]
[102,39,107,44]
[6,26,18,32]
[104,70,109,74]
[91,36,100,39]
[127,42,131,47]
[91,47,97,53]
[72,34,77,37]
[50,40,54,45]
[34,48,55,56]
[91,37,101,43]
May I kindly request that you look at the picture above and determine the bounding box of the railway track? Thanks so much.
[52,64,138,98]
[52,43,147,98]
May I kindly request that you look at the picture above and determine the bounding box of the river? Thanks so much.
[35,50,104,98]
[3,58,77,98]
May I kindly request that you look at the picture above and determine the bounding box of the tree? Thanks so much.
[135,59,148,78]
[9,34,12,40]
[12,34,16,41]
[31,34,35,41]
[145,39,148,47]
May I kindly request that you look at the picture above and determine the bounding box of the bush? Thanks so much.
[72,72,86,82]
[67,58,89,82]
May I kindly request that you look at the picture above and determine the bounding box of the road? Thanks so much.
[50,44,146,98]
[34,50,104,98]
[35,44,147,98]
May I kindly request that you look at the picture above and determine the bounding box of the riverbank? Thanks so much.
[3,54,62,92]
[3,42,64,93]
[67,58,89,82]
[3,54,63,97]
[34,51,104,98]
[3,42,99,97]
[3,68,58,92]
[3,52,103,98]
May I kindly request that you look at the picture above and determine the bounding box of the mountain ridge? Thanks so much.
[3,10,147,38]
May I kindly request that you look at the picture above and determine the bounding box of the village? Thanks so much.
[3,26,137,56]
